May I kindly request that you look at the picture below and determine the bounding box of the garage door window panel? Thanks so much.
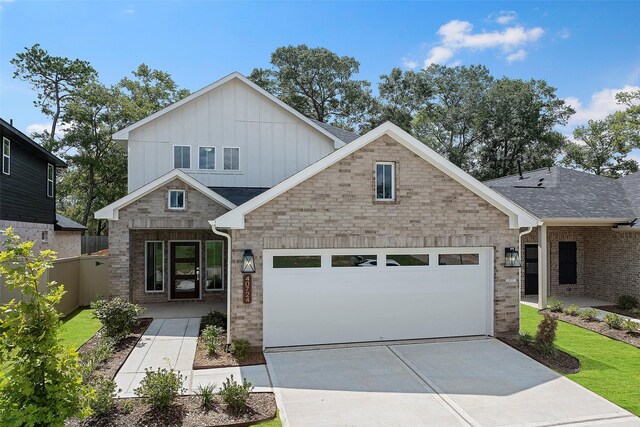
[332,254,378,267]
[386,254,429,266]
[438,253,480,265]
[273,255,321,269]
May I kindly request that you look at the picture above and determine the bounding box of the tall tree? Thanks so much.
[562,118,638,178]
[249,45,374,131]
[10,44,96,150]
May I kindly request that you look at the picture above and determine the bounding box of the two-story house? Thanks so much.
[0,118,85,257]
[96,72,537,349]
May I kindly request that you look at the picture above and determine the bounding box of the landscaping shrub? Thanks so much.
[91,377,119,417]
[518,331,533,345]
[219,375,253,414]
[535,314,557,355]
[196,383,217,410]
[201,310,227,330]
[563,304,580,316]
[622,319,639,334]
[548,299,564,313]
[79,336,116,380]
[632,307,640,317]
[617,295,639,310]
[231,339,251,360]
[603,313,625,330]
[579,308,600,322]
[91,297,143,341]
[202,325,224,355]
[0,228,93,425]
[134,367,186,410]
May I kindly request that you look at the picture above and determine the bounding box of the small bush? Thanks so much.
[579,308,600,322]
[134,367,186,410]
[230,339,251,360]
[518,331,533,345]
[91,377,119,417]
[219,375,253,414]
[617,295,639,310]
[563,304,580,316]
[79,336,116,380]
[535,314,557,355]
[623,319,639,334]
[548,300,564,313]
[603,313,625,330]
[202,325,224,355]
[632,307,640,317]
[91,297,143,341]
[196,383,217,410]
[201,310,227,330]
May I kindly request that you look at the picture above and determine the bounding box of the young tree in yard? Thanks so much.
[562,118,638,177]
[249,44,375,131]
[11,44,96,150]
[0,228,93,426]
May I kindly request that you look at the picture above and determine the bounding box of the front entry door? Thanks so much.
[170,242,200,299]
[524,244,538,295]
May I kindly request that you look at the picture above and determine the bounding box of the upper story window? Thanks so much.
[199,146,216,170]
[375,162,395,201]
[47,164,54,198]
[223,147,240,171]
[168,189,186,210]
[173,145,191,169]
[2,137,10,175]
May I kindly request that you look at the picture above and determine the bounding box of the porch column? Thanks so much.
[538,224,548,309]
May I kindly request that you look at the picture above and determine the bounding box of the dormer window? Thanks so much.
[168,189,186,210]
[375,162,395,201]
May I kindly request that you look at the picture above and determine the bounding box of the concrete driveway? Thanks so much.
[265,337,640,427]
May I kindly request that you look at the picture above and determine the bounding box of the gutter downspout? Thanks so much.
[211,221,232,348]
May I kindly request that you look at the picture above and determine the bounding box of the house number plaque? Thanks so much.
[243,274,252,304]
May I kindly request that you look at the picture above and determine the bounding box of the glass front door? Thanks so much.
[170,242,200,299]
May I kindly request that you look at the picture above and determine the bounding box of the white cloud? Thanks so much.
[557,28,571,40]
[565,85,640,126]
[0,0,14,12]
[26,122,70,139]
[423,19,544,66]
[123,7,135,14]
[506,49,527,62]
[401,57,418,70]
[495,11,517,25]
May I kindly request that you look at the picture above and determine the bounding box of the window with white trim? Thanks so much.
[41,231,48,243]
[173,145,191,169]
[223,147,240,171]
[375,162,395,201]
[168,189,185,210]
[199,146,216,170]
[47,163,54,198]
[145,241,164,292]
[205,241,224,291]
[2,137,9,175]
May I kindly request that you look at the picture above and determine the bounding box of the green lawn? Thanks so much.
[59,308,102,350]
[252,410,281,426]
[520,304,640,416]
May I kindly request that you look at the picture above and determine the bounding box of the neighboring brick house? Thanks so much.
[97,74,537,348]
[486,166,640,307]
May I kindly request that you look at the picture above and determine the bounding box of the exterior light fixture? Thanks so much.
[241,249,256,273]
[504,246,521,268]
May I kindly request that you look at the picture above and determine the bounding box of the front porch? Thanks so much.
[139,301,226,319]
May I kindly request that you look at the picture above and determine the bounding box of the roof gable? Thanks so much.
[112,72,344,146]
[1,118,66,167]
[212,122,539,229]
[95,169,236,220]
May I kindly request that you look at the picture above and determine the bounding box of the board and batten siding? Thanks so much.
[127,78,335,192]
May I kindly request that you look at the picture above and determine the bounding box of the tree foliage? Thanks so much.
[0,228,93,426]
[249,44,374,131]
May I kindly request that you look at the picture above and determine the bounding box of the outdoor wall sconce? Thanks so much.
[241,249,256,273]
[504,246,521,268]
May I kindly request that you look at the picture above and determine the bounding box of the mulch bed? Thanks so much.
[500,337,580,373]
[67,393,277,427]
[193,333,266,369]
[593,305,640,320]
[542,309,640,349]
[77,317,154,379]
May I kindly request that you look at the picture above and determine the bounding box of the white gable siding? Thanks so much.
[127,79,334,192]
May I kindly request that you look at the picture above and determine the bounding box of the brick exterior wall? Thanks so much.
[230,134,521,347]
[108,178,229,302]
[0,220,81,258]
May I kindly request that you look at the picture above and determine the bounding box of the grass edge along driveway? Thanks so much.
[520,304,640,416]
[59,308,102,350]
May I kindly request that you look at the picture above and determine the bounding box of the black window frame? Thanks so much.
[558,241,577,284]
[46,163,55,198]
[2,137,10,175]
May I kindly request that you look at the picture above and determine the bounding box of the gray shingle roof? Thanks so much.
[209,187,270,206]
[484,166,638,220]
[310,119,360,144]
[55,214,86,231]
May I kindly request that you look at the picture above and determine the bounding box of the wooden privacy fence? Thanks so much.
[81,235,109,254]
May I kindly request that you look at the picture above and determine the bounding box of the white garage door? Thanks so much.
[263,247,494,348]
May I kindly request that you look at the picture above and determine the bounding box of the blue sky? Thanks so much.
[1,1,639,159]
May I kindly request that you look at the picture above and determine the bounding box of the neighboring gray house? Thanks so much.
[486,166,640,307]
[96,72,538,348]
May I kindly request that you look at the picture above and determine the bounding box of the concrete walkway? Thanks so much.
[114,318,271,398]
[266,338,640,427]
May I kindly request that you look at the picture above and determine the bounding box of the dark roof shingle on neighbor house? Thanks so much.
[484,166,639,220]
[209,187,271,206]
[55,214,87,231]
[310,119,360,144]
